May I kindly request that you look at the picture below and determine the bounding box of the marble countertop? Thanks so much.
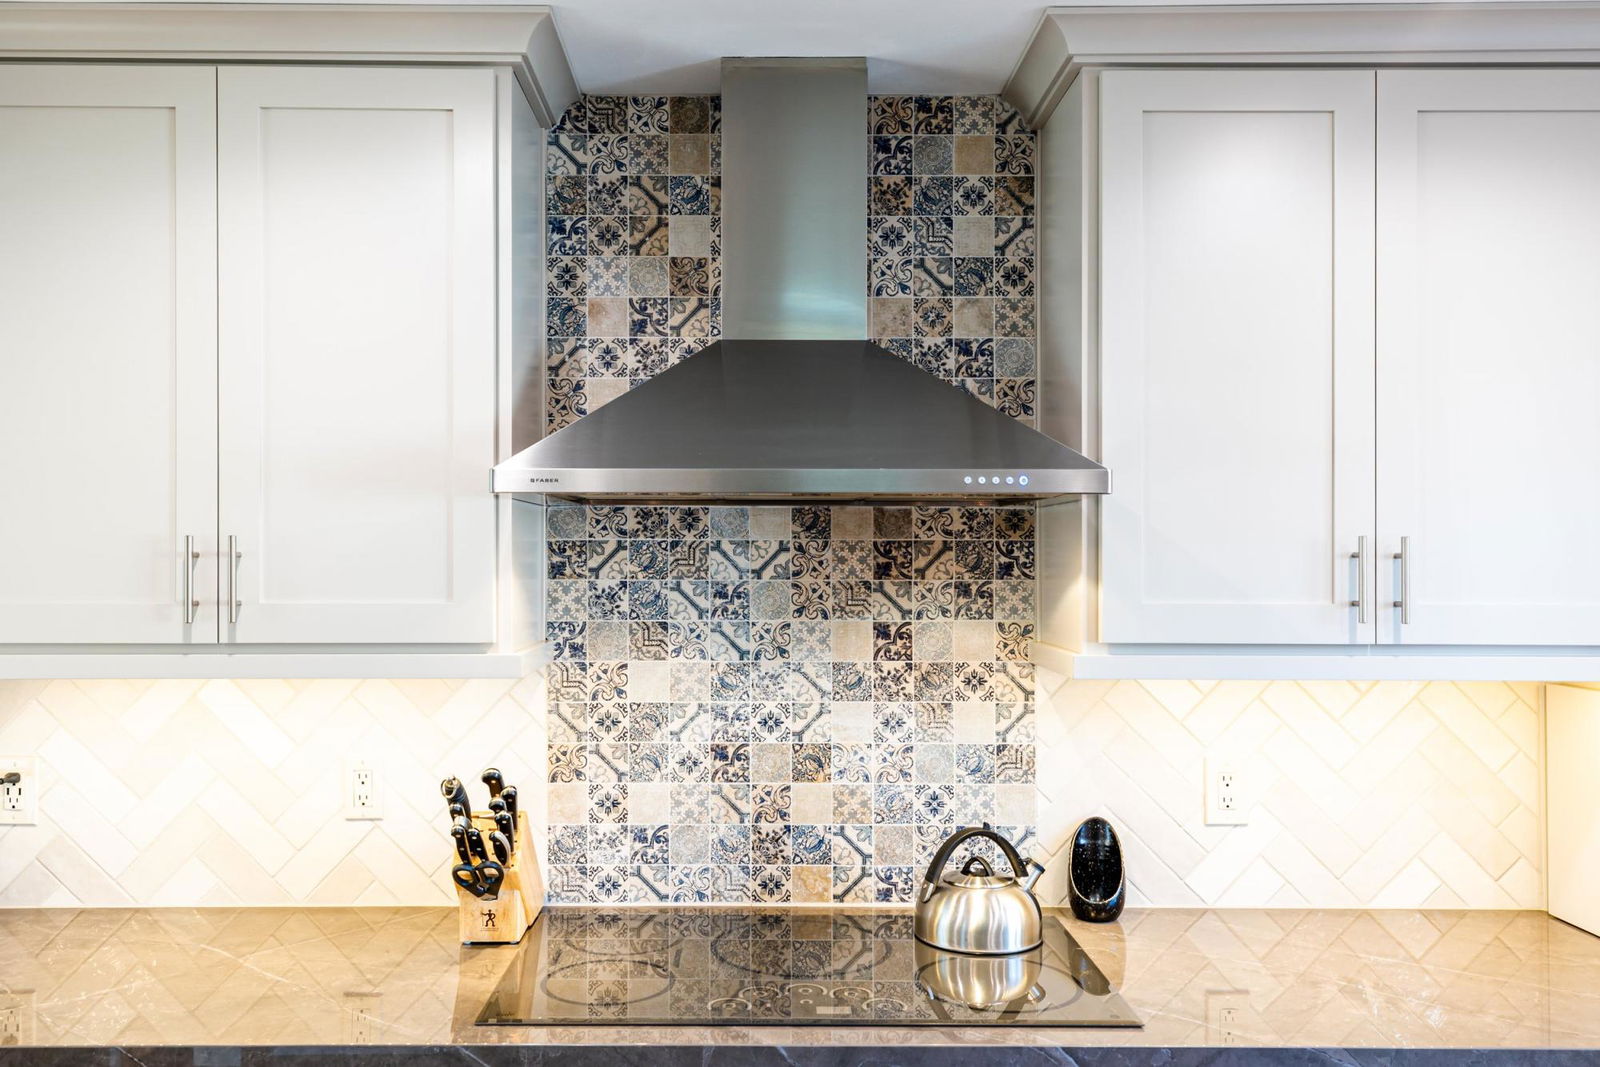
[2,905,1598,1050]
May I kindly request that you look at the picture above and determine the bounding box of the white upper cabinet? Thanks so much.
[1098,70,1377,645]
[1377,70,1600,646]
[0,65,219,644]
[217,66,498,644]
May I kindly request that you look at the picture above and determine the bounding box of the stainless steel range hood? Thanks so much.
[492,59,1109,504]
[493,339,1108,502]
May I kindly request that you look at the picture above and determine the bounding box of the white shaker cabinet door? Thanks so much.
[1377,71,1600,645]
[217,67,497,644]
[1098,70,1377,644]
[0,65,219,644]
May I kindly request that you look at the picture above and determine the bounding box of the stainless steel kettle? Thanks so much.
[914,824,1045,955]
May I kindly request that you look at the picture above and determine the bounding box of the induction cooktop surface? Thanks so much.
[477,908,1141,1027]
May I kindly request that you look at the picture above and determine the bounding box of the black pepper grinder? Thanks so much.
[1068,816,1126,922]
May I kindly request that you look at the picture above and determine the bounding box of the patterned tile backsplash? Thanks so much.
[542,504,1038,904]
[544,94,1037,432]
[866,94,1036,421]
[544,94,724,433]
[539,94,1043,903]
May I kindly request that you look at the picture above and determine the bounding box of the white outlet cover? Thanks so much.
[1204,755,1249,826]
[343,761,383,821]
[0,756,37,827]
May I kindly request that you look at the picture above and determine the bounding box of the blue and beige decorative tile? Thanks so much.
[540,100,1039,902]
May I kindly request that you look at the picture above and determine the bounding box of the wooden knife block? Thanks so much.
[455,811,544,946]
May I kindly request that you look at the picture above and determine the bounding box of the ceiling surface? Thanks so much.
[44,0,1568,95]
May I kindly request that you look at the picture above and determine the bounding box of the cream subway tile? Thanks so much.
[1342,680,1427,743]
[1259,777,1362,878]
[198,679,296,768]
[1297,679,1363,718]
[1350,825,1452,908]
[1260,832,1360,907]
[1338,701,1437,795]
[1138,678,1207,719]
[1426,681,1520,770]
[118,754,214,851]
[197,780,297,874]
[146,856,222,908]
[1419,833,1518,908]
[1499,856,1543,907]
[1499,805,1544,866]
[1215,857,1287,907]
[1105,679,1205,766]
[120,679,205,741]
[1498,696,1541,759]
[1260,680,1359,769]
[0,696,57,752]
[1182,813,1282,904]
[0,824,53,902]
[1454,680,1519,718]
[1499,751,1543,812]
[192,831,296,906]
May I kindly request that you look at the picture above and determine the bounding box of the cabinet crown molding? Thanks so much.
[0,2,579,124]
[1005,2,1600,127]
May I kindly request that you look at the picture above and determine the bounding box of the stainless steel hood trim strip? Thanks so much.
[493,467,1109,497]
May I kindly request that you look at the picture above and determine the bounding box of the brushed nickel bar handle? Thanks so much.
[1393,536,1411,625]
[228,535,242,625]
[182,535,200,625]
[1348,535,1368,624]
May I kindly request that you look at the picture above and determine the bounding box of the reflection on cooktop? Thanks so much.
[477,908,1141,1027]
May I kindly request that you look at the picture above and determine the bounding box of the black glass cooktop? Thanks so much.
[477,908,1140,1027]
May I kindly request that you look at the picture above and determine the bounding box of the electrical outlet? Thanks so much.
[344,761,382,820]
[1205,990,1252,1045]
[1204,755,1249,826]
[0,757,37,827]
[0,991,35,1047]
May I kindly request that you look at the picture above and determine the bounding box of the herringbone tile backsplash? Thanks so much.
[1033,673,1543,910]
[0,673,1543,909]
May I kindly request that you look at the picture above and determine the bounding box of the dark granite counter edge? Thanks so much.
[6,1047,1600,1066]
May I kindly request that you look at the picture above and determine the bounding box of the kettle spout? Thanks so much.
[1021,857,1045,894]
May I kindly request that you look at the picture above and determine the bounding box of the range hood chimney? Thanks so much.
[720,58,867,340]
[490,58,1110,504]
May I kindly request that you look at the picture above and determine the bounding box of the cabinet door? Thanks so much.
[1099,70,1377,644]
[1378,71,1600,645]
[0,65,219,644]
[218,67,497,644]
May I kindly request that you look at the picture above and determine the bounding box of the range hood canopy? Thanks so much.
[493,58,1109,504]
[493,340,1109,503]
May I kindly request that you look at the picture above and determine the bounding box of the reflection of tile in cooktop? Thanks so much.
[477,909,1141,1027]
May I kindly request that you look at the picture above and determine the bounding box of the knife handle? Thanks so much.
[494,809,515,850]
[449,823,472,864]
[440,776,470,813]
[481,767,504,798]
[500,784,518,822]
[488,830,511,865]
[488,796,506,814]
[448,802,466,819]
[465,826,488,863]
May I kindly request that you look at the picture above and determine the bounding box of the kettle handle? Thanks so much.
[919,824,1032,902]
